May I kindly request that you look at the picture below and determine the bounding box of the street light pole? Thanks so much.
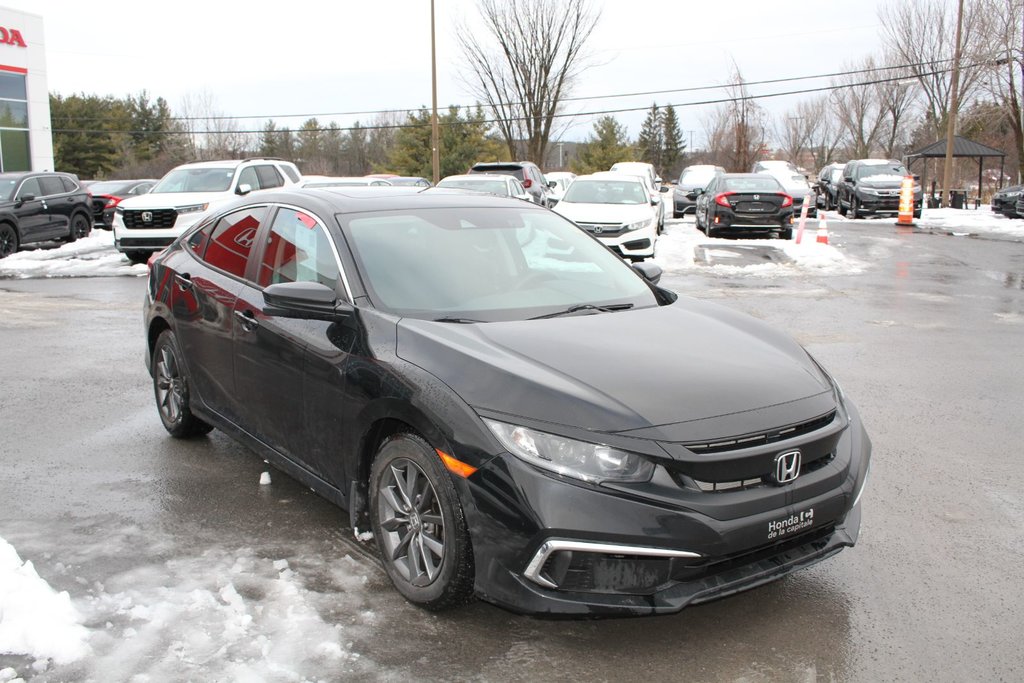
[941,0,965,208]
[430,0,440,184]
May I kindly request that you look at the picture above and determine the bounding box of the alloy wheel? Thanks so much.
[377,458,446,587]
[155,345,184,424]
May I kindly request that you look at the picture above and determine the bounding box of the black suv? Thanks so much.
[837,159,922,219]
[0,172,93,258]
[468,161,552,206]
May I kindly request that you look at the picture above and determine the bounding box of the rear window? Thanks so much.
[722,176,784,192]
[471,166,525,181]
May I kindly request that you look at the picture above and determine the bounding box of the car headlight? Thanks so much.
[484,419,655,484]
[622,219,650,232]
[176,203,209,215]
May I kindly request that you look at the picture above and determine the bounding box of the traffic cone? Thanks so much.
[816,217,829,245]
[897,175,916,226]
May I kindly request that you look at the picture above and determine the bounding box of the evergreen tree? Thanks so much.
[388,106,505,179]
[572,116,633,174]
[636,104,663,172]
[259,121,295,160]
[661,105,684,179]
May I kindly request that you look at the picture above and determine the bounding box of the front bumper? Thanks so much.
[576,224,657,259]
[673,192,696,216]
[855,193,923,214]
[113,212,204,254]
[459,404,870,616]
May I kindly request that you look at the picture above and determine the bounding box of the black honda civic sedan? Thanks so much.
[692,173,795,239]
[144,187,870,616]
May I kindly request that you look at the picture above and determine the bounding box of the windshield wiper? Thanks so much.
[433,316,488,324]
[529,303,634,320]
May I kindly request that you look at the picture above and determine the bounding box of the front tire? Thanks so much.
[0,224,18,259]
[838,194,847,216]
[369,433,474,611]
[153,330,213,438]
[850,197,861,219]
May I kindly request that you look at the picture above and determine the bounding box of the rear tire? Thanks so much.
[0,224,18,259]
[125,251,150,265]
[370,433,475,611]
[153,330,214,438]
[66,213,91,242]
[780,228,793,240]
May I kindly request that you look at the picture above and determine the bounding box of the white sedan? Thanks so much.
[436,174,532,201]
[552,172,659,262]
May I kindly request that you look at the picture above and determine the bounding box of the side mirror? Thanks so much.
[632,261,662,285]
[236,183,253,196]
[16,193,36,205]
[263,281,353,322]
[654,176,663,184]
[686,189,702,200]
[651,198,659,206]
[844,176,853,183]
[548,180,557,188]
[659,186,670,193]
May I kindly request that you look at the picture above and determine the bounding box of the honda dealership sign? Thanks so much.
[0,7,52,171]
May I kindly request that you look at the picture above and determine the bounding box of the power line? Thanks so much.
[49,56,973,126]
[51,59,993,137]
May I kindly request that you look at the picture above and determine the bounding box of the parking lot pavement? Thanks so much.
[1,221,1023,681]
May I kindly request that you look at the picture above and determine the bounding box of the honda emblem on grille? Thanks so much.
[141,211,153,223]
[773,450,801,484]
[593,226,604,234]
[753,194,760,200]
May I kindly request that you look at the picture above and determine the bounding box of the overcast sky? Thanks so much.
[12,0,888,146]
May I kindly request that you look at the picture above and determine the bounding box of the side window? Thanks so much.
[237,167,259,191]
[39,176,66,197]
[60,176,79,192]
[258,207,340,290]
[255,165,284,189]
[186,219,216,258]
[279,163,301,183]
[201,207,266,279]
[16,177,41,199]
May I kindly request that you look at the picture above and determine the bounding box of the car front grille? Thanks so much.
[122,209,177,229]
[577,223,625,237]
[681,411,837,455]
[690,452,836,493]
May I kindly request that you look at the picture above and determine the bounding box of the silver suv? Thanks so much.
[113,158,301,264]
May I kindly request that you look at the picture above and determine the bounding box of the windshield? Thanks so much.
[341,207,657,321]
[152,167,235,193]
[678,168,717,187]
[723,176,785,192]
[438,178,509,195]
[562,179,647,204]
[0,176,19,201]
[856,163,909,181]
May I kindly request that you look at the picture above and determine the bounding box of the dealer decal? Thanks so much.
[768,508,813,540]
[0,28,26,48]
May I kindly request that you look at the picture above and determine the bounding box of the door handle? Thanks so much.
[234,310,259,332]
[173,273,193,291]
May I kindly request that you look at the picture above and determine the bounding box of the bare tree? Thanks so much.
[831,57,889,159]
[879,0,989,139]
[774,99,823,166]
[875,58,918,158]
[701,69,768,171]
[458,0,600,163]
[977,0,1024,180]
[178,91,251,159]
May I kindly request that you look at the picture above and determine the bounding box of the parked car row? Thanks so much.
[991,184,1024,218]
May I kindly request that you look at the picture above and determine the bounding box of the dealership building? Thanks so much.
[0,6,52,172]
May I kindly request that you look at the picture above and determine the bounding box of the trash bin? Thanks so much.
[950,190,966,209]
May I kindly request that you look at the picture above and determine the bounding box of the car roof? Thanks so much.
[440,174,511,182]
[223,186,542,215]
[582,172,647,183]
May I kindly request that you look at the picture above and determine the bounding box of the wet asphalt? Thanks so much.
[1,216,1022,681]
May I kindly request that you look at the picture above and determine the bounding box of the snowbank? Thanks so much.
[0,230,146,279]
[0,536,90,665]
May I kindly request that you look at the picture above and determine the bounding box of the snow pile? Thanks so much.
[0,536,90,665]
[76,546,378,681]
[655,219,865,277]
[0,230,146,279]
[916,206,1024,239]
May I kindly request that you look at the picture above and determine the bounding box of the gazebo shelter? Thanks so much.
[905,135,1007,206]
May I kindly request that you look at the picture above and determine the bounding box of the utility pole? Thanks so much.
[430,0,440,185]
[941,0,965,207]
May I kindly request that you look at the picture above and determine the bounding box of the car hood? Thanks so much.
[553,202,654,223]
[396,298,835,441]
[118,191,233,210]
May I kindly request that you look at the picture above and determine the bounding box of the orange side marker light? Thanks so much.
[437,450,478,478]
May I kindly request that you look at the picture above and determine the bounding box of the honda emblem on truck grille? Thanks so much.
[773,450,802,484]
[142,211,153,223]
